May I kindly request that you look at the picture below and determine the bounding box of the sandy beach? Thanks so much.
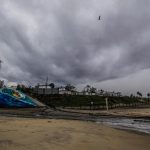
[0,116,150,150]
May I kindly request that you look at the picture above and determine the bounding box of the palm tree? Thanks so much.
[90,87,97,95]
[98,89,104,96]
[83,85,91,95]
[137,91,142,97]
[49,83,55,89]
[130,94,134,98]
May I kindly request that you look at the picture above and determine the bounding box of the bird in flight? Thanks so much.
[98,16,101,20]
[0,60,3,69]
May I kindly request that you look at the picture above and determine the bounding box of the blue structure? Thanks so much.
[0,88,39,107]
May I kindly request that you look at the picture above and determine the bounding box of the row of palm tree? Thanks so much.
[137,91,150,98]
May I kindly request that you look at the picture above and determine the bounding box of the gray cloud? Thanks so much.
[0,0,150,85]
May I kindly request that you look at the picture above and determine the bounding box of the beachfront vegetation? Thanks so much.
[32,94,150,109]
[15,84,150,109]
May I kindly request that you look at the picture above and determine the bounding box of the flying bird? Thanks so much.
[0,60,3,69]
[98,16,101,20]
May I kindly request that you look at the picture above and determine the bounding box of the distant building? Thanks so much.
[33,87,59,95]
[102,91,122,97]
[76,92,84,95]
[32,83,122,97]
[58,87,74,95]
[83,92,90,95]
[33,86,77,95]
[96,90,122,97]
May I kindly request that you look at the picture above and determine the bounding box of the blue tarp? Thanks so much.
[0,88,38,107]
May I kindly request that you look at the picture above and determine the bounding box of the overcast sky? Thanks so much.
[0,0,150,95]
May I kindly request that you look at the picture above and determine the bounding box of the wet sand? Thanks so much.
[1,107,150,119]
[0,116,150,150]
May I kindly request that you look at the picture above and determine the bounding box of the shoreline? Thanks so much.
[0,107,150,135]
[0,107,150,119]
[59,107,150,118]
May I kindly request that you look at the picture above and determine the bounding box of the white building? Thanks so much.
[33,87,59,95]
[58,87,73,95]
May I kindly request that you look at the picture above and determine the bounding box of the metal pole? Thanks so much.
[45,76,48,95]
[105,97,108,111]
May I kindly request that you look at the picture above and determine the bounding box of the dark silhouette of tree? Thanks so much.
[49,83,55,89]
[83,85,97,95]
[0,80,4,88]
[130,94,134,98]
[16,84,26,92]
[117,92,122,97]
[98,89,104,96]
[16,84,21,91]
[65,84,76,92]
[147,93,150,102]
[100,89,104,93]
[90,87,97,95]
[83,85,91,94]
[137,91,142,97]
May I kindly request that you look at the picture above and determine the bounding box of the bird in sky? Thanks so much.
[98,16,101,20]
[0,60,3,69]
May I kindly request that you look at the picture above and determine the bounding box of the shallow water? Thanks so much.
[96,118,150,134]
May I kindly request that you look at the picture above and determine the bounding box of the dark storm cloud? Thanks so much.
[0,0,150,84]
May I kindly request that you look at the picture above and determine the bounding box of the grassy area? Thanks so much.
[32,94,150,109]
